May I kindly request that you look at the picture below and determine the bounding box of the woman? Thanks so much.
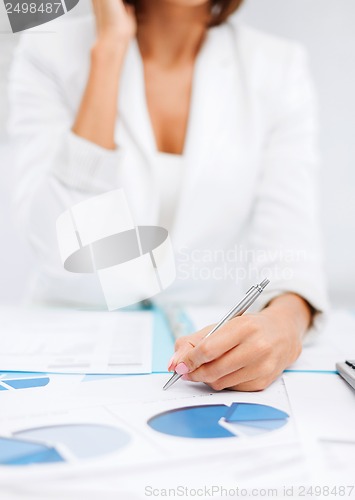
[9,0,327,391]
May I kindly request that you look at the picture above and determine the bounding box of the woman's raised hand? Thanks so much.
[73,1,136,148]
[92,0,136,45]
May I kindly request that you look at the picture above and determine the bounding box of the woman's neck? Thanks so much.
[136,0,210,67]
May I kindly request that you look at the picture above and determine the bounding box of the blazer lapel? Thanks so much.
[117,38,156,159]
[116,39,161,224]
[173,22,249,238]
[116,24,252,240]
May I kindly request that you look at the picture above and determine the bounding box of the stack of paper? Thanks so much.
[0,307,153,374]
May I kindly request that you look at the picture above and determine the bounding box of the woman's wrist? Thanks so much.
[73,37,130,150]
[261,293,313,339]
[91,37,129,66]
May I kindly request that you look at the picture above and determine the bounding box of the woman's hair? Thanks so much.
[131,1,244,27]
[210,0,244,26]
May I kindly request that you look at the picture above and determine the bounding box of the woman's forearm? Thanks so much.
[72,0,136,150]
[72,41,127,150]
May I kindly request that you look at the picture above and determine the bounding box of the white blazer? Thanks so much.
[8,15,327,316]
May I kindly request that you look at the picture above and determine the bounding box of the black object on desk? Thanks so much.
[336,360,355,390]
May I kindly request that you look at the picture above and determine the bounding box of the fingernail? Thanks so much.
[167,354,176,371]
[175,362,189,375]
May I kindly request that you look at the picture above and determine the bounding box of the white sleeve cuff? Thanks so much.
[51,132,123,193]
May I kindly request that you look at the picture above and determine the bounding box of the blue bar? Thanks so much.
[4,378,50,390]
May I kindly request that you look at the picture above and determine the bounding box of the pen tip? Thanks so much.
[162,372,181,391]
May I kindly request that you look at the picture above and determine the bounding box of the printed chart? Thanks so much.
[0,424,131,466]
[0,372,50,391]
[0,376,293,473]
[148,403,289,439]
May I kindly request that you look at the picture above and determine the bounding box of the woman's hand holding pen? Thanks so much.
[73,1,136,149]
[168,293,312,392]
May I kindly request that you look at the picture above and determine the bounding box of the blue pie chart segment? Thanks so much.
[148,403,289,439]
[0,437,64,466]
[225,402,288,422]
[225,403,288,431]
[148,405,235,439]
[0,424,132,466]
[0,373,51,391]
[4,378,50,390]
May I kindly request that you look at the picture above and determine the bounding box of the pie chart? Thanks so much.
[148,403,289,439]
[0,372,50,391]
[0,424,131,466]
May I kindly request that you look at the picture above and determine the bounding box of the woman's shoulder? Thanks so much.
[14,15,95,73]
[221,22,307,75]
[222,22,310,89]
[229,22,307,61]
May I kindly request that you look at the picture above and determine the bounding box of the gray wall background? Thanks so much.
[0,0,354,306]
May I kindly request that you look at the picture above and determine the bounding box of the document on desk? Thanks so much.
[288,310,355,372]
[0,373,299,487]
[283,372,355,442]
[0,307,153,374]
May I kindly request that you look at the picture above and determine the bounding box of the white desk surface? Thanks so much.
[0,308,354,500]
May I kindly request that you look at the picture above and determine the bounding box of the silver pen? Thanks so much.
[163,278,270,391]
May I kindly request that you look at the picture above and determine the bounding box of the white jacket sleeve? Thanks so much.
[8,37,122,306]
[245,45,328,325]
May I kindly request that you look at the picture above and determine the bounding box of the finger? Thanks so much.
[231,376,278,392]
[181,316,255,373]
[116,0,129,15]
[92,0,101,29]
[232,364,284,392]
[208,362,283,392]
[124,4,135,16]
[207,364,263,392]
[167,328,210,372]
[167,342,192,372]
[186,342,262,384]
[199,315,259,360]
